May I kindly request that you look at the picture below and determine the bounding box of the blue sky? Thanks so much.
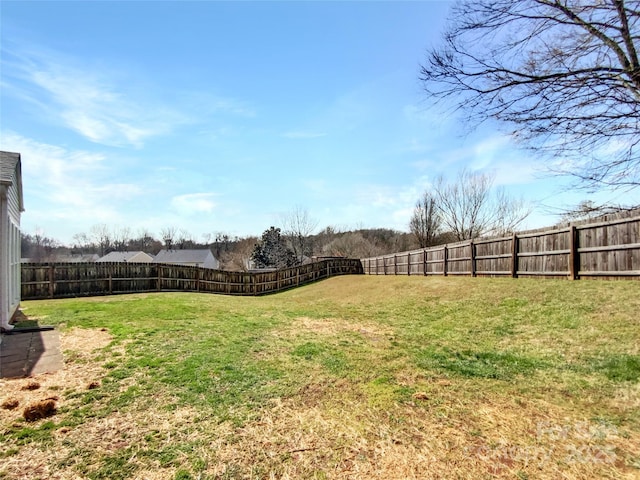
[1,1,636,245]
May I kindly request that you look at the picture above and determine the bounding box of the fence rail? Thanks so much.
[361,211,640,280]
[21,259,364,300]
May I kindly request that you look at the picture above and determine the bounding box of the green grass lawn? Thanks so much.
[1,276,639,479]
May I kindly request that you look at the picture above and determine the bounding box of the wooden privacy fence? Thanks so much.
[361,211,640,280]
[21,259,364,300]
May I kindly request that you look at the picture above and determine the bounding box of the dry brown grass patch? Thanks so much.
[1,397,19,410]
[21,380,41,391]
[2,392,202,480]
[204,391,640,479]
[290,316,394,340]
[61,327,113,356]
[23,399,57,421]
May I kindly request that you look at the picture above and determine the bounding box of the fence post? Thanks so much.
[196,267,200,292]
[443,246,448,276]
[569,225,579,280]
[394,255,397,275]
[157,265,162,292]
[470,241,476,277]
[423,249,427,276]
[49,264,55,299]
[511,233,518,278]
[407,252,411,276]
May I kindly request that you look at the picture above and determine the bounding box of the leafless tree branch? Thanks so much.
[421,0,640,190]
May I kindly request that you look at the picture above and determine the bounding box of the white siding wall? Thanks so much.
[8,219,20,315]
[7,169,21,317]
[1,159,22,327]
[7,179,20,221]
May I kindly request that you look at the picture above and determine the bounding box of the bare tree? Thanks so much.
[160,226,177,249]
[558,200,635,222]
[112,226,131,252]
[433,170,530,240]
[321,232,380,259]
[493,188,532,236]
[134,228,156,252]
[71,232,91,253]
[281,206,318,263]
[176,229,194,249]
[420,0,640,191]
[25,227,59,261]
[409,192,442,247]
[219,236,257,271]
[90,224,112,256]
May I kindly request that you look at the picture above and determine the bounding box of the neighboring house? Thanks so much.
[153,249,219,269]
[97,251,153,263]
[0,152,24,331]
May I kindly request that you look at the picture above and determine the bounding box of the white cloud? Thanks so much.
[2,47,187,147]
[316,175,433,231]
[409,130,540,186]
[0,132,144,238]
[170,193,218,215]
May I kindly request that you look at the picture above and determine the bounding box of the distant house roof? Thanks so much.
[97,251,153,263]
[153,249,219,269]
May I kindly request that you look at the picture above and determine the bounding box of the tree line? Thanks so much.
[20,221,416,271]
[408,169,531,248]
[25,165,628,270]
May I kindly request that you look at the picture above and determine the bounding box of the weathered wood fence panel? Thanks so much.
[19,212,640,301]
[361,211,640,280]
[21,259,364,300]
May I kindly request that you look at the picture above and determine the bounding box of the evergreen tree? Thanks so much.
[251,227,297,269]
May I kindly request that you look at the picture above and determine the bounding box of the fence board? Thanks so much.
[361,211,640,280]
[21,259,364,300]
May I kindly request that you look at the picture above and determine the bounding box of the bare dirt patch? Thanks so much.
[61,327,113,356]
[0,328,112,425]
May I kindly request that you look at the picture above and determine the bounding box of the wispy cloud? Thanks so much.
[408,130,541,185]
[312,175,433,231]
[1,132,144,235]
[2,46,187,147]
